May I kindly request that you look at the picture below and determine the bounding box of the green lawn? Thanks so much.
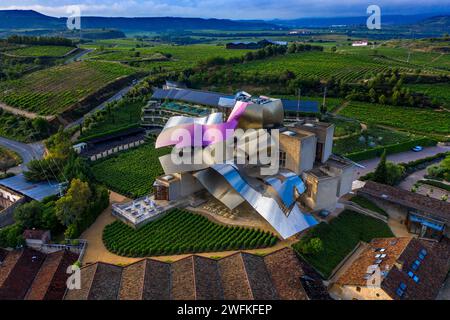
[338,101,450,137]
[103,208,278,257]
[292,210,394,278]
[91,142,169,198]
[350,195,388,217]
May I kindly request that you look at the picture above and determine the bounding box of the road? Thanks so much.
[65,79,143,130]
[0,136,45,172]
[64,48,94,64]
[354,144,450,178]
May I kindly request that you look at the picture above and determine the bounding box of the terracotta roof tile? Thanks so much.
[26,250,78,300]
[382,239,450,300]
[64,263,97,300]
[264,248,308,300]
[0,248,46,300]
[0,250,22,287]
[217,253,253,300]
[142,259,171,300]
[359,181,450,223]
[88,263,123,300]
[336,238,411,287]
[192,256,223,300]
[171,256,196,300]
[119,260,146,300]
[241,253,278,300]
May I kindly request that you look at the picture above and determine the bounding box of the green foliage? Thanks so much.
[55,179,92,227]
[14,201,45,229]
[373,150,388,183]
[91,142,169,198]
[0,224,25,248]
[103,209,278,257]
[0,110,53,143]
[292,210,394,278]
[295,237,324,255]
[371,150,405,186]
[419,179,450,192]
[427,155,450,182]
[0,147,20,174]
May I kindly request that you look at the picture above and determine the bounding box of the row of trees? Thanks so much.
[6,35,75,47]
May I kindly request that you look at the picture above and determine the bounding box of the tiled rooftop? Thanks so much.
[0,249,78,301]
[63,248,316,300]
[336,237,450,300]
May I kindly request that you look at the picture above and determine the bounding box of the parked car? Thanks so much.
[412,146,423,152]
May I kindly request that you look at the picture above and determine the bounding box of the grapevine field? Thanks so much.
[232,51,420,82]
[91,142,170,198]
[103,209,278,257]
[6,45,75,57]
[406,83,450,109]
[338,101,450,137]
[0,61,138,115]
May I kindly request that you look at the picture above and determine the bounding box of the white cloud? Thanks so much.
[0,0,449,19]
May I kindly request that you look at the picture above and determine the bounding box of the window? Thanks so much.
[279,151,286,168]
[396,282,407,298]
[411,260,420,271]
[356,287,361,292]
[408,271,414,278]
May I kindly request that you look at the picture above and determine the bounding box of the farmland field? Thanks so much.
[338,101,450,137]
[232,51,421,82]
[292,210,394,278]
[406,83,450,109]
[5,45,75,57]
[0,61,138,115]
[91,142,169,198]
[87,44,252,71]
[103,208,278,257]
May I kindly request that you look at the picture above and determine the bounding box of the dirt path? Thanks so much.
[80,192,297,266]
[0,102,54,121]
[331,101,349,115]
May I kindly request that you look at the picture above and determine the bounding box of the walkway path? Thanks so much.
[0,102,54,121]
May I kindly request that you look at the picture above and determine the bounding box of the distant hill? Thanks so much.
[414,15,450,32]
[271,13,449,28]
[0,10,63,29]
[0,10,279,31]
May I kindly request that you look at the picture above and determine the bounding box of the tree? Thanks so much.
[296,237,323,255]
[0,156,16,174]
[14,201,44,229]
[378,94,387,105]
[373,150,388,184]
[369,88,377,103]
[391,90,401,106]
[55,179,92,227]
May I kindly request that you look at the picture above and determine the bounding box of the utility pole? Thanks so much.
[297,88,301,121]
[322,86,327,114]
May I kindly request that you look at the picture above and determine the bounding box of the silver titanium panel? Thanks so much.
[163,112,223,131]
[193,169,245,210]
[210,164,317,239]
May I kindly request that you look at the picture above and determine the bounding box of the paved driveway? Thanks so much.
[354,145,450,179]
[0,137,45,172]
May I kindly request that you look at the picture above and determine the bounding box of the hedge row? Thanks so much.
[77,123,140,143]
[345,137,437,162]
[419,179,450,192]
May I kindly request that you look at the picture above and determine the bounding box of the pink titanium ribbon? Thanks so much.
[155,101,249,149]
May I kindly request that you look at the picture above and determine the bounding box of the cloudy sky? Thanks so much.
[0,0,449,19]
